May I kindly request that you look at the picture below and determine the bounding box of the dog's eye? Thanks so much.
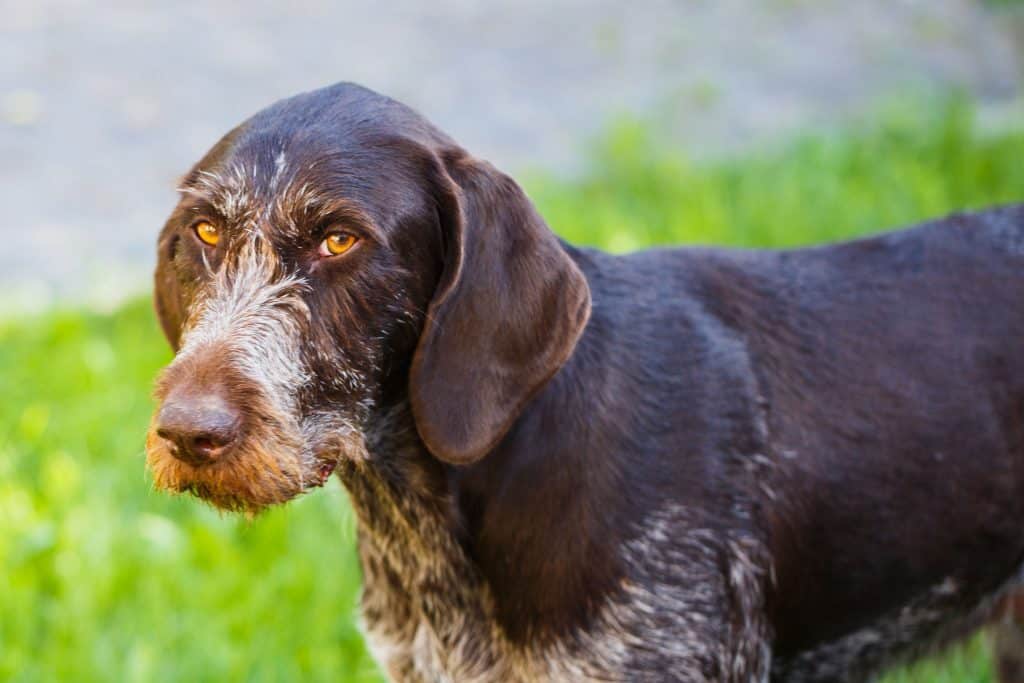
[193,221,220,247]
[319,232,358,257]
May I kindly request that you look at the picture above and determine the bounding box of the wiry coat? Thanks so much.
[148,82,1024,682]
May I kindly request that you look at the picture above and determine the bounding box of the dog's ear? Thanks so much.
[409,150,591,465]
[154,225,186,351]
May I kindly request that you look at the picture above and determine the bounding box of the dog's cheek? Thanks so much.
[300,323,375,415]
[304,280,377,387]
[297,255,421,426]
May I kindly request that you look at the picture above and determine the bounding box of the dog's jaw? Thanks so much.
[145,409,366,515]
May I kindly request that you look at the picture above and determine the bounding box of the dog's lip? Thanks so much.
[310,459,338,488]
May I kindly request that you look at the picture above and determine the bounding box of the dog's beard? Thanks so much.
[145,410,366,515]
[146,421,306,514]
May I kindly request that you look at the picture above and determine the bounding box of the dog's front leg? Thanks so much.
[358,532,428,682]
[995,590,1024,683]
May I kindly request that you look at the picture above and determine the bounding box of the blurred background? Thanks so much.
[1,1,1023,681]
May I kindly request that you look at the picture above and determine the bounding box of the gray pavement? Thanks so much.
[1,0,1021,313]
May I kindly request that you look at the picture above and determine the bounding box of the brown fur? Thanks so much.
[148,82,1024,682]
[995,593,1024,683]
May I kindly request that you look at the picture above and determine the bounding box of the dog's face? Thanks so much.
[146,83,590,514]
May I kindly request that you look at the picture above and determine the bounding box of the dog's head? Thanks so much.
[147,83,591,514]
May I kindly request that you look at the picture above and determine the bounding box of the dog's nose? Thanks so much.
[155,393,239,465]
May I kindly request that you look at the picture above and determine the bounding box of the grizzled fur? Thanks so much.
[148,82,1024,681]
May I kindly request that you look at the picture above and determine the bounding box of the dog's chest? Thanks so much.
[359,585,435,682]
[356,533,641,683]
[343,467,514,680]
[358,571,614,683]
[356,536,514,682]
[360,601,468,683]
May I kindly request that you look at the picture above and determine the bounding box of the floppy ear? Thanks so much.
[409,150,592,465]
[154,226,186,351]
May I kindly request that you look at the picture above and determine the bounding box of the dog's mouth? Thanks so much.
[146,409,365,515]
[309,458,338,489]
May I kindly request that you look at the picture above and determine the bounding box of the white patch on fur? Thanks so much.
[182,241,307,389]
[540,505,772,683]
[174,237,314,475]
[272,149,288,190]
[184,164,260,225]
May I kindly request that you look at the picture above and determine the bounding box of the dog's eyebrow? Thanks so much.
[306,198,389,247]
[175,166,390,248]
[175,183,212,199]
[174,171,236,205]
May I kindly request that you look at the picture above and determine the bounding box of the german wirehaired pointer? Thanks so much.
[147,82,1024,681]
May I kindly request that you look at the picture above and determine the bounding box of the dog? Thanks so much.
[147,82,1024,682]
[997,594,1024,683]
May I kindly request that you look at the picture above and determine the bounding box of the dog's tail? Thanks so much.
[994,591,1024,683]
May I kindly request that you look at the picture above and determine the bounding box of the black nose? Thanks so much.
[156,393,240,465]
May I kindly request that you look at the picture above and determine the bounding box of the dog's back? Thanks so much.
[672,204,1024,677]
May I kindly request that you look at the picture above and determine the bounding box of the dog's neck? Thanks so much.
[338,400,508,674]
[340,400,462,576]
[343,252,637,646]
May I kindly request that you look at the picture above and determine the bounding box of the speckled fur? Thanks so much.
[348,406,774,683]
[773,569,1024,683]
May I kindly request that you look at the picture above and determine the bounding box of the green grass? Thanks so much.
[1,99,1022,681]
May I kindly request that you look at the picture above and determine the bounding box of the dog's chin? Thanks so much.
[145,428,345,516]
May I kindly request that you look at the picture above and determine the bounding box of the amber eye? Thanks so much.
[193,221,220,247]
[319,232,358,257]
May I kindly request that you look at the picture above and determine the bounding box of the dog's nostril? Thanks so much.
[187,433,231,458]
[155,394,239,465]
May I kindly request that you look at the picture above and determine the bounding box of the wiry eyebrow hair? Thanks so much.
[289,190,389,247]
[176,164,389,247]
[175,163,260,223]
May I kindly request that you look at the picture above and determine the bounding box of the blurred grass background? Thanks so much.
[1,99,1022,681]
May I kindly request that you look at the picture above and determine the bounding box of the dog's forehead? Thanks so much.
[176,83,450,243]
[242,81,452,151]
[179,136,379,236]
